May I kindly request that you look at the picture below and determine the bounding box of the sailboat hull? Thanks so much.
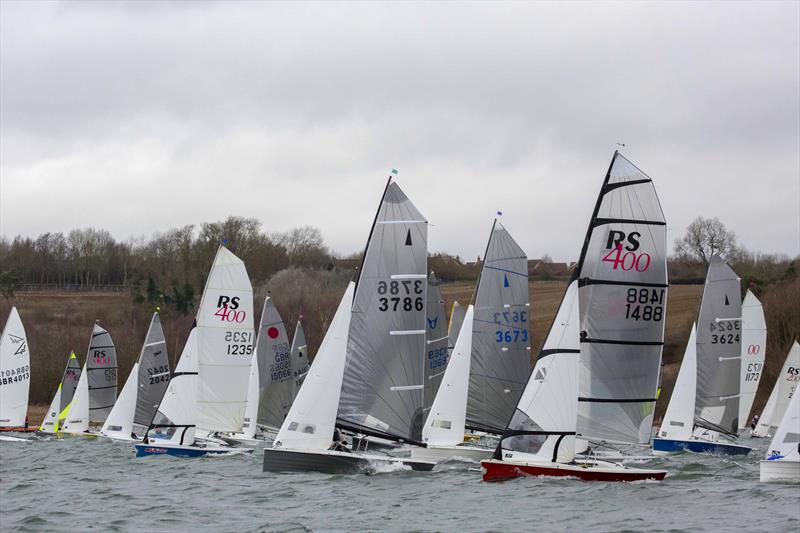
[652,437,752,456]
[481,458,667,482]
[0,427,36,433]
[134,442,251,458]
[263,447,435,474]
[410,444,493,462]
[759,459,800,483]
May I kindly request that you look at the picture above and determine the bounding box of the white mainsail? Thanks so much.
[754,341,800,437]
[62,362,90,434]
[765,388,800,462]
[134,313,170,429]
[195,246,255,434]
[498,280,580,464]
[256,297,292,429]
[657,325,698,441]
[422,305,475,446]
[574,152,668,445]
[101,362,140,440]
[237,354,259,440]
[0,307,30,427]
[739,290,766,431]
[275,283,355,451]
[147,329,199,447]
[290,320,309,400]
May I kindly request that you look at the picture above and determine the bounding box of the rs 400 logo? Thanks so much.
[214,295,247,323]
[602,230,651,272]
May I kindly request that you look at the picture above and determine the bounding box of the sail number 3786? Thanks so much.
[377,280,424,312]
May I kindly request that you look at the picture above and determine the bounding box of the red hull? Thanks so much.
[481,460,666,482]
[0,427,36,433]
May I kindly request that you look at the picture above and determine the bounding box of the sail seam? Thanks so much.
[592,217,666,228]
[578,278,668,288]
[578,397,656,403]
[581,338,664,346]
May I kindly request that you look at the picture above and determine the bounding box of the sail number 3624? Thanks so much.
[377,280,424,312]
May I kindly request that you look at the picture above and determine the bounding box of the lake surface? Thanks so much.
[1,434,798,532]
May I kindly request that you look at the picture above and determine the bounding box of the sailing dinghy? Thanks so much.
[0,307,32,432]
[101,313,170,441]
[752,341,800,438]
[264,179,435,473]
[482,152,668,481]
[738,291,766,433]
[136,245,255,457]
[653,255,752,455]
[39,352,81,434]
[60,360,93,436]
[760,387,800,483]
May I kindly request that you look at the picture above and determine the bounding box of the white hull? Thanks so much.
[263,447,436,474]
[760,460,800,483]
[410,444,493,462]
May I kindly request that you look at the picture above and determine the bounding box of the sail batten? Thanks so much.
[467,221,531,434]
[575,152,668,446]
[337,181,428,442]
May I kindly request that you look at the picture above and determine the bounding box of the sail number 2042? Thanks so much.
[624,288,664,322]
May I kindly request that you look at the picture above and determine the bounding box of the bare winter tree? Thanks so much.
[674,216,739,265]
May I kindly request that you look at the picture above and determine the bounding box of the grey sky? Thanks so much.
[1,1,798,261]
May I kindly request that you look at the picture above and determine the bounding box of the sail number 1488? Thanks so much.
[624,288,664,322]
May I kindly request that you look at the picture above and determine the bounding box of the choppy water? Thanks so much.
[1,435,798,532]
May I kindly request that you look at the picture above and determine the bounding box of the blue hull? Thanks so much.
[134,443,237,458]
[652,438,751,456]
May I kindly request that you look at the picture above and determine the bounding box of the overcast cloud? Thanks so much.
[1,1,798,261]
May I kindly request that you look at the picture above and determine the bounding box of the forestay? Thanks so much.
[135,313,170,428]
[467,220,531,434]
[147,329,199,446]
[422,305,474,446]
[276,283,355,451]
[338,180,428,443]
[497,280,580,463]
[40,352,82,433]
[575,152,668,445]
[290,321,309,401]
[424,272,449,414]
[657,325,698,441]
[87,324,117,423]
[0,307,30,427]
[739,291,766,431]
[695,255,742,436]
[195,246,255,433]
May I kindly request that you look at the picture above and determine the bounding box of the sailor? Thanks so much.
[750,414,760,430]
[329,427,350,452]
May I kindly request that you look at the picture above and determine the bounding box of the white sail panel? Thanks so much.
[256,297,292,429]
[276,283,355,451]
[62,363,90,434]
[195,246,255,433]
[101,362,140,440]
[448,301,466,356]
[239,353,259,439]
[290,321,309,401]
[338,181,428,442]
[422,305,474,446]
[40,386,62,434]
[0,307,30,427]
[575,152,668,445]
[695,255,742,436]
[658,325,698,441]
[755,341,800,436]
[424,272,449,414]
[40,352,82,433]
[765,389,800,462]
[499,281,580,464]
[739,291,766,431]
[135,313,170,428]
[147,329,199,446]
[467,221,531,434]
